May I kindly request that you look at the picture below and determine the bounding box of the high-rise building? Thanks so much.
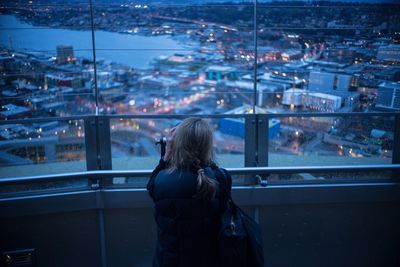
[325,46,356,64]
[282,89,342,112]
[56,45,74,65]
[308,70,355,93]
[376,81,400,110]
[376,45,400,62]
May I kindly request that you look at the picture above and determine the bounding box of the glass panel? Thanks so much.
[0,2,96,118]
[92,2,255,115]
[256,3,400,113]
[0,0,397,187]
[268,115,394,167]
[110,117,245,185]
[0,119,87,178]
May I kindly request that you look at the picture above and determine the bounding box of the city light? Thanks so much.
[0,1,398,169]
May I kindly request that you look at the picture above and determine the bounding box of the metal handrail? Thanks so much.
[0,115,94,125]
[1,164,399,184]
[0,112,399,125]
[260,112,400,118]
[0,114,250,125]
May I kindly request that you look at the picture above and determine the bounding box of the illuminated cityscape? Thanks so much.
[0,2,400,267]
[0,1,399,176]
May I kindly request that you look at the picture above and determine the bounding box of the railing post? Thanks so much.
[84,116,110,267]
[392,114,400,180]
[393,114,400,165]
[84,115,99,171]
[257,114,269,167]
[98,116,112,170]
[245,114,257,167]
[94,127,108,264]
[84,115,111,178]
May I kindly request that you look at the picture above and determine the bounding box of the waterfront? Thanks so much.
[0,2,398,178]
[0,15,193,69]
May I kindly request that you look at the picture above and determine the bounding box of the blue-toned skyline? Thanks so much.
[1,0,399,169]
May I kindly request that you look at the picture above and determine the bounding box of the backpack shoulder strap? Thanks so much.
[214,167,232,204]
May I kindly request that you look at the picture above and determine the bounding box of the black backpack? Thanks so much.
[215,168,264,267]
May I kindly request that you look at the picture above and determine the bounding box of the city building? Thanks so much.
[220,80,281,108]
[219,105,280,139]
[281,49,303,62]
[376,81,400,110]
[257,73,304,92]
[282,88,306,107]
[0,55,21,73]
[279,61,310,80]
[325,46,357,64]
[303,92,342,112]
[28,95,57,110]
[138,75,180,93]
[41,101,67,116]
[282,89,342,112]
[309,60,348,70]
[376,44,400,62]
[167,54,194,63]
[56,45,75,65]
[308,70,357,93]
[0,104,31,119]
[374,67,400,82]
[257,46,281,63]
[204,65,237,81]
[11,80,39,92]
[45,74,83,89]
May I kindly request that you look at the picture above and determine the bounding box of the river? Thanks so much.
[0,15,195,69]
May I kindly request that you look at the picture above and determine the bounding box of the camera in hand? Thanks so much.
[155,137,167,158]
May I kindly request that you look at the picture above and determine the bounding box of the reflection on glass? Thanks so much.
[0,120,86,178]
[268,116,393,167]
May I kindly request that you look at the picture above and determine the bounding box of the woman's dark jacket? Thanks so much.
[147,159,232,267]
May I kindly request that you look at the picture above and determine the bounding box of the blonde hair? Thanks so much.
[168,117,216,200]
